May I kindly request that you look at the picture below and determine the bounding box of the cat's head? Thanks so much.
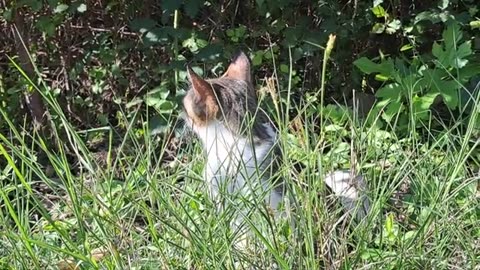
[182,51,266,137]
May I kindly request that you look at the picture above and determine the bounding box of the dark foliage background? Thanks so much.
[1,2,479,268]
[1,0,479,144]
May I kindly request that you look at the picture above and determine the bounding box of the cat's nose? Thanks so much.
[176,113,194,130]
[174,115,196,138]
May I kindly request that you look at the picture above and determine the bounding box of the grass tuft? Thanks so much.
[0,48,479,269]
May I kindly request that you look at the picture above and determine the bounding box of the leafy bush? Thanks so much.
[355,21,479,131]
[0,0,479,268]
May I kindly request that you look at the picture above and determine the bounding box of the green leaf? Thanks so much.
[148,114,170,135]
[145,86,176,113]
[371,5,386,18]
[182,34,203,52]
[283,27,303,47]
[374,74,389,81]
[163,0,182,11]
[458,63,480,82]
[197,38,208,48]
[130,18,157,33]
[324,124,344,133]
[360,248,395,260]
[162,0,182,22]
[438,0,450,10]
[439,11,453,22]
[19,0,43,11]
[454,42,473,67]
[145,31,159,42]
[437,80,460,109]
[412,92,438,120]
[331,142,350,154]
[375,84,404,122]
[184,0,202,18]
[402,231,417,243]
[401,74,427,94]
[126,98,143,109]
[354,57,380,74]
[280,64,289,73]
[470,20,480,29]
[3,9,13,21]
[236,25,247,37]
[400,44,413,51]
[376,83,402,100]
[443,23,463,49]
[386,19,401,34]
[182,39,197,52]
[147,87,170,101]
[36,16,56,36]
[47,0,60,7]
[371,23,385,34]
[354,57,395,79]
[432,23,472,68]
[195,44,223,61]
[252,51,264,66]
[143,28,169,44]
[385,213,394,236]
[53,4,69,13]
[226,29,234,37]
[432,42,443,60]
[423,69,460,109]
[77,3,87,13]
[414,11,442,24]
[373,0,383,7]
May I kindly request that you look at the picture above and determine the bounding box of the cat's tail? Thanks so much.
[323,170,371,222]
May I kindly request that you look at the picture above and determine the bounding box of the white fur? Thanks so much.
[186,118,283,210]
[323,170,371,221]
[184,116,370,224]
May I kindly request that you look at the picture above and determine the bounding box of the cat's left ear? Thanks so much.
[187,66,215,101]
[222,51,251,83]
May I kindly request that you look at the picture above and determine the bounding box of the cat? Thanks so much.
[181,51,371,233]
[182,51,285,214]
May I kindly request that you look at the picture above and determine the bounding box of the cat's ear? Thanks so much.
[187,66,214,100]
[222,51,252,83]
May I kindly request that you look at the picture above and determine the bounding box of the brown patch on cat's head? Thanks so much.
[183,66,219,127]
[183,51,260,132]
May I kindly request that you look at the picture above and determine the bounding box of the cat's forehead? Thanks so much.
[208,77,252,95]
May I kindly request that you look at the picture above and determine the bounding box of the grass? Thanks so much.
[1,50,479,270]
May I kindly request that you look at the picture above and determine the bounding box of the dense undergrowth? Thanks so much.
[1,0,479,269]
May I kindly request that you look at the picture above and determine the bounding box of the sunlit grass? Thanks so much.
[0,48,479,269]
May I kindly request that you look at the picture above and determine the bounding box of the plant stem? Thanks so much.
[319,34,336,137]
[173,9,179,96]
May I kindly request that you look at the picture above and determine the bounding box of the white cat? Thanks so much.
[182,51,370,237]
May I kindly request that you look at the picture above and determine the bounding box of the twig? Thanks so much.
[69,25,138,36]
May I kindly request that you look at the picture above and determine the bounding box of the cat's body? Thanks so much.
[182,52,285,212]
[182,51,370,229]
[193,116,284,209]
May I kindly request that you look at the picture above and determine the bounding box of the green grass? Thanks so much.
[1,53,479,269]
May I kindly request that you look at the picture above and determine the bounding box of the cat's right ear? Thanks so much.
[222,51,252,83]
[187,66,214,100]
